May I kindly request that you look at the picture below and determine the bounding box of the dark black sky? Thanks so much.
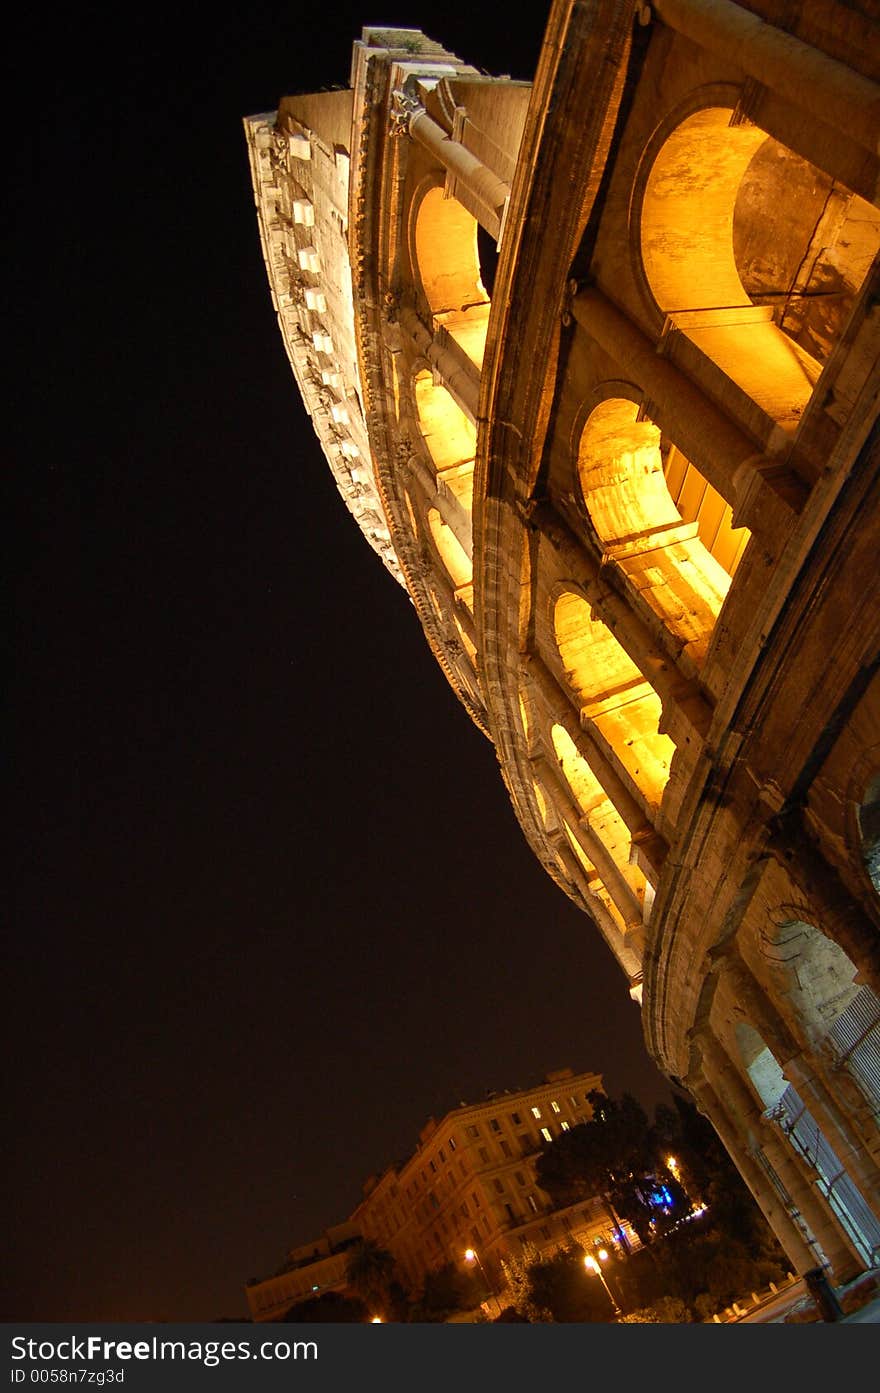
[8,3,675,1322]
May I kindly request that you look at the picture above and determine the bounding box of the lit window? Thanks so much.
[531,1107,542,1120]
[551,1100,561,1113]
[560,1121,570,1131]
[540,1128,552,1143]
[448,1137,457,1151]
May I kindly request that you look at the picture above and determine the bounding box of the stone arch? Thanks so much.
[759,915,880,1120]
[736,1020,880,1267]
[411,183,491,371]
[552,586,674,809]
[637,102,880,436]
[577,394,747,666]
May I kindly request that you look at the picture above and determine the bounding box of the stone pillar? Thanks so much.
[571,289,809,534]
[532,753,647,945]
[652,0,880,160]
[688,1068,817,1273]
[390,88,510,239]
[397,306,480,422]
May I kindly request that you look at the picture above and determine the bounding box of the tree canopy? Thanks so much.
[534,1090,689,1247]
[344,1238,400,1320]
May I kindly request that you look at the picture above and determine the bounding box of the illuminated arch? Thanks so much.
[640,108,824,433]
[578,397,747,663]
[553,590,674,807]
[413,185,491,370]
[759,917,880,1115]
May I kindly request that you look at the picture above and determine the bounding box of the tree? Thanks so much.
[412,1262,475,1322]
[535,1088,788,1320]
[535,1090,689,1249]
[528,1245,616,1323]
[344,1238,398,1320]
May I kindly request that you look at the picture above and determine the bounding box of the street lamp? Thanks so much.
[584,1252,622,1318]
[464,1247,503,1318]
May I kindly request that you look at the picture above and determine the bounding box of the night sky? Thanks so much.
[9,3,676,1323]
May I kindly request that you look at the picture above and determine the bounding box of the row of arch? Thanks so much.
[377,18,880,1283]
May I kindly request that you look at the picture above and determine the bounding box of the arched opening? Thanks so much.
[641,108,880,435]
[578,398,747,664]
[414,186,491,370]
[762,918,880,1119]
[737,1021,880,1266]
[553,590,675,808]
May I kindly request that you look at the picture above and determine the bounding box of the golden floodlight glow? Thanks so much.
[641,107,820,430]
